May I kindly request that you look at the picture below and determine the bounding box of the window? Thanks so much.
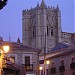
[32,26,36,37]
[46,69,49,75]
[60,73,64,75]
[52,62,55,67]
[25,56,30,65]
[59,60,65,72]
[41,70,43,75]
[51,27,53,36]
[72,58,75,63]
[25,56,30,70]
[47,26,49,36]
[73,72,75,75]
[60,60,64,65]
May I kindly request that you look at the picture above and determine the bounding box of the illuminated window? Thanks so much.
[25,56,30,70]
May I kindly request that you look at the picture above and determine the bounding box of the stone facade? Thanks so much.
[0,41,40,75]
[61,32,75,44]
[22,0,75,53]
[39,43,75,75]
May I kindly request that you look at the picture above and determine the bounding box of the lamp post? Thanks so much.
[43,33,46,75]
[0,45,9,75]
[39,60,50,75]
[39,33,50,75]
[37,50,39,75]
[43,33,50,75]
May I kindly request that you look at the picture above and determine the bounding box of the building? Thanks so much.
[39,43,75,75]
[22,0,75,53]
[0,40,41,75]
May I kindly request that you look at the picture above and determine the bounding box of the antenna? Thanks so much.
[9,33,11,42]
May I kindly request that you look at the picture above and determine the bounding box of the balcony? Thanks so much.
[2,57,14,68]
[51,67,56,74]
[22,64,33,72]
[59,65,65,72]
[2,58,20,75]
[70,63,75,70]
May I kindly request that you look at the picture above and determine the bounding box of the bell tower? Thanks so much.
[22,0,61,53]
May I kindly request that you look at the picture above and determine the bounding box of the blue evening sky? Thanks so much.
[0,0,74,42]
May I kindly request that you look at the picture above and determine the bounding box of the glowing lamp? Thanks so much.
[3,46,9,53]
[46,60,50,64]
[39,66,43,70]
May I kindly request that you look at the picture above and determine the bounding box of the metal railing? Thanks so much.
[22,64,33,71]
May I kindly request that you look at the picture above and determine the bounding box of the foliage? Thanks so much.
[0,0,7,10]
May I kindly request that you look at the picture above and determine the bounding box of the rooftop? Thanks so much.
[0,41,41,52]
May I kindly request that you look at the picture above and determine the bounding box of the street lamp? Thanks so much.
[38,33,50,75]
[43,33,46,75]
[0,45,9,75]
[0,45,9,55]
[39,66,43,71]
[39,60,50,75]
[46,60,50,65]
[43,33,50,75]
[3,45,9,53]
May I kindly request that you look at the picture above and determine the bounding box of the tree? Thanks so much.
[0,0,8,10]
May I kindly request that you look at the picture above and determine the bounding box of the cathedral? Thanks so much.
[22,0,75,53]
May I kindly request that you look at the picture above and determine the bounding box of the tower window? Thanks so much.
[33,30,35,37]
[51,27,54,36]
[47,26,49,36]
[32,26,36,37]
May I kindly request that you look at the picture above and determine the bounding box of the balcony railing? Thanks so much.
[70,63,75,70]
[2,57,14,68]
[59,65,65,72]
[51,67,56,74]
[22,64,33,71]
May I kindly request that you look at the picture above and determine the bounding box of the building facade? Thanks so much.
[0,41,41,75]
[22,0,75,53]
[39,43,75,75]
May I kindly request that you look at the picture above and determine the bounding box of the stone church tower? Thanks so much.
[22,0,61,53]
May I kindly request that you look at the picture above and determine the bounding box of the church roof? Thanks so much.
[0,41,41,52]
[50,42,69,53]
[47,44,75,59]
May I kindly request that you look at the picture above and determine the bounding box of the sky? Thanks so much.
[0,0,74,42]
